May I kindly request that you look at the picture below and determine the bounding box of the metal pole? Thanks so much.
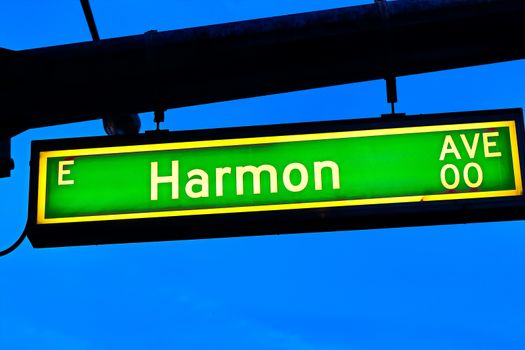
[1,0,525,136]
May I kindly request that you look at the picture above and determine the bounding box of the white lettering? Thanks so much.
[460,133,480,159]
[440,164,460,190]
[58,160,75,186]
[439,135,462,161]
[283,163,308,192]
[236,165,278,195]
[215,167,231,197]
[151,161,179,201]
[185,169,209,198]
[483,132,502,158]
[463,162,483,188]
[313,161,340,190]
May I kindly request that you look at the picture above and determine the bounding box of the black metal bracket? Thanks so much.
[0,138,15,178]
[154,109,165,129]
[385,75,398,115]
[375,0,401,117]
[146,109,169,135]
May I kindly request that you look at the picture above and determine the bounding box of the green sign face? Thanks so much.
[37,120,522,223]
[26,109,525,247]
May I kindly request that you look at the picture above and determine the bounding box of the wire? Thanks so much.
[80,0,101,41]
[0,231,26,257]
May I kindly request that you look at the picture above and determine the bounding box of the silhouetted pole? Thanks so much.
[1,0,525,138]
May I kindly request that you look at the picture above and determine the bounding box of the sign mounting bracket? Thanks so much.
[375,0,400,117]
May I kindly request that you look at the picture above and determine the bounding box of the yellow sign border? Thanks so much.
[37,120,523,224]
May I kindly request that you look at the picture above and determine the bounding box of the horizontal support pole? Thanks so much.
[2,0,525,136]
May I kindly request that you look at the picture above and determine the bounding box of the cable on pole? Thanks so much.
[0,231,26,257]
[80,0,100,41]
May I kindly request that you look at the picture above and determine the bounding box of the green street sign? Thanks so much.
[26,109,525,248]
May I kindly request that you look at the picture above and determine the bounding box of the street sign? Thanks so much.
[26,109,525,248]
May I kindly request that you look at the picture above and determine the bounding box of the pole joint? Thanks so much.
[0,138,15,178]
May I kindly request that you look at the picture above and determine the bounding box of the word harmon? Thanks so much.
[149,160,340,200]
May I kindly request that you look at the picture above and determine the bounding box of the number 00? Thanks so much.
[440,163,483,190]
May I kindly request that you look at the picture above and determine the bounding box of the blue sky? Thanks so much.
[1,1,525,349]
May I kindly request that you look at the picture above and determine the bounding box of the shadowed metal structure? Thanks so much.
[1,0,525,139]
[79,0,141,136]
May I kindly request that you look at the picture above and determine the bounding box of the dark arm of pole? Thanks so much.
[2,0,525,136]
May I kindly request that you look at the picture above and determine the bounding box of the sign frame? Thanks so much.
[25,108,525,248]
